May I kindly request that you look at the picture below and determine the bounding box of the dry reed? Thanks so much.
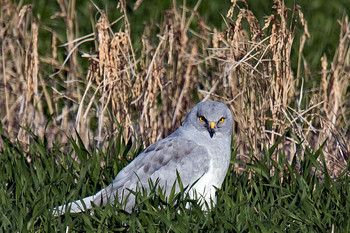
[0,0,349,177]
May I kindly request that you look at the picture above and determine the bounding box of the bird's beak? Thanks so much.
[210,121,215,129]
[208,121,216,138]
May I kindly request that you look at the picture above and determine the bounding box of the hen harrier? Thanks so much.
[54,100,233,215]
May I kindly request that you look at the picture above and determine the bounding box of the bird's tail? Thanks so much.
[52,191,103,216]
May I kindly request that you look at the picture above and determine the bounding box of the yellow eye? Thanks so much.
[199,116,205,122]
[218,117,225,123]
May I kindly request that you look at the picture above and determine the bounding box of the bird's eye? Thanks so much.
[199,116,205,122]
[218,117,225,123]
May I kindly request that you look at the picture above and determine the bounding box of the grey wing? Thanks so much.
[97,136,210,212]
[146,137,210,193]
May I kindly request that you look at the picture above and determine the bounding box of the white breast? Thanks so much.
[189,136,231,207]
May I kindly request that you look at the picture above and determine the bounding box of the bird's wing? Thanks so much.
[99,135,211,211]
[54,136,210,215]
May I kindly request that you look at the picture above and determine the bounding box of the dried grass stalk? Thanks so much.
[0,0,349,178]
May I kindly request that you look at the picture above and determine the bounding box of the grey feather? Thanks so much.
[53,100,233,215]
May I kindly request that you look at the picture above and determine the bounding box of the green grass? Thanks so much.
[1,125,350,232]
[2,1,350,231]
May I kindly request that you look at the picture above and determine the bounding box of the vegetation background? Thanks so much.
[0,0,350,231]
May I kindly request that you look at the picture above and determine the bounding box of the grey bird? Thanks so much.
[53,100,233,215]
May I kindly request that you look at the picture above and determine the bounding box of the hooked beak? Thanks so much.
[208,121,216,138]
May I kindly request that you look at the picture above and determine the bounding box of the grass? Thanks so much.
[1,126,350,232]
[2,0,349,162]
[1,0,350,231]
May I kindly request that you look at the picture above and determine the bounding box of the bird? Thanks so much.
[53,100,233,215]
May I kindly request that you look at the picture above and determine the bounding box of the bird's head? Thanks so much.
[183,101,233,138]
